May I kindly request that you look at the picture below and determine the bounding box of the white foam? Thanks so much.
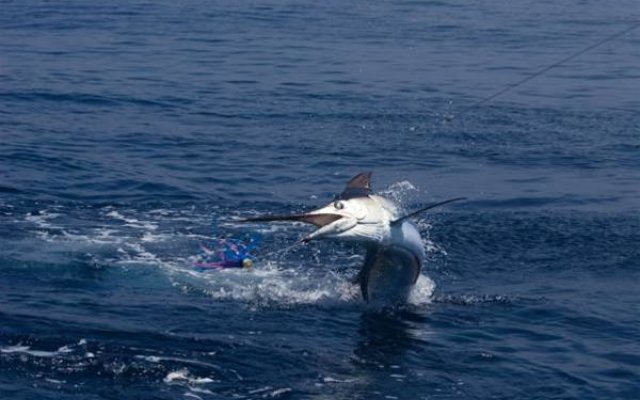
[323,376,357,383]
[408,275,436,306]
[168,255,436,308]
[0,344,74,358]
[387,180,417,192]
[44,378,66,385]
[169,259,364,307]
[25,211,60,228]
[248,387,292,397]
[140,232,174,243]
[137,355,162,363]
[116,243,164,265]
[380,180,421,207]
[60,229,125,245]
[163,369,215,385]
[188,387,214,394]
[268,388,292,397]
[106,210,158,230]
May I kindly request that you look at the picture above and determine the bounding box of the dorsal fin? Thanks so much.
[345,172,372,191]
[338,172,373,200]
[390,197,466,226]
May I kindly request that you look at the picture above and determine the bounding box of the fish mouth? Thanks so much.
[240,213,343,228]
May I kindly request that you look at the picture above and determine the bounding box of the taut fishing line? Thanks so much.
[450,20,640,118]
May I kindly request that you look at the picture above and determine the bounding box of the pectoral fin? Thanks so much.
[390,197,466,226]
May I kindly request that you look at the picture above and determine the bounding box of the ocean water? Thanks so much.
[1,1,639,399]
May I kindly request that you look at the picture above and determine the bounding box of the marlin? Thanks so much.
[242,172,464,304]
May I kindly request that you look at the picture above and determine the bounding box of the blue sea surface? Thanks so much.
[1,1,639,399]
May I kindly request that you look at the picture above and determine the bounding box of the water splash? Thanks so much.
[15,198,438,308]
[379,180,421,210]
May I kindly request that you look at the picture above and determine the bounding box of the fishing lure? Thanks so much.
[193,234,260,270]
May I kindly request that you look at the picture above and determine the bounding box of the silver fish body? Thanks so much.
[242,173,459,304]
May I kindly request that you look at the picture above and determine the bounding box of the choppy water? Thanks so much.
[1,1,639,399]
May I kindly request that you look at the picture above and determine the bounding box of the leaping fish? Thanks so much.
[242,172,464,304]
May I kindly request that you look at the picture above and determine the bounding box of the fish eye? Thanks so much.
[334,201,345,210]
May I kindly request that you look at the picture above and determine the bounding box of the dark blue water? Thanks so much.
[1,1,639,399]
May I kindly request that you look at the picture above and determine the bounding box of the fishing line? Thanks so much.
[451,20,640,118]
[259,242,301,262]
